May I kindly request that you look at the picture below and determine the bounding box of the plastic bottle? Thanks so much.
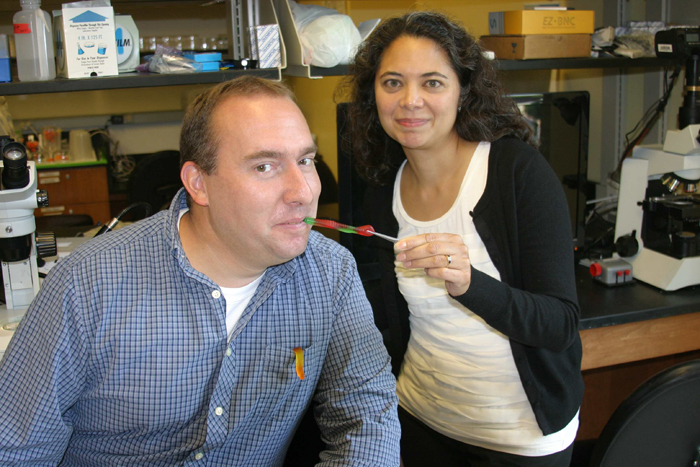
[13,0,56,82]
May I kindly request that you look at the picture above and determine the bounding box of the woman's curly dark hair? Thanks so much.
[338,11,536,186]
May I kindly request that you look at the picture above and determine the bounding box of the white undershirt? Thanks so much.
[220,277,263,342]
[178,209,264,341]
[393,141,578,457]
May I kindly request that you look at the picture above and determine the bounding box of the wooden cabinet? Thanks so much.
[35,165,111,224]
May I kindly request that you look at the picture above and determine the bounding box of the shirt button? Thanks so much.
[212,290,221,299]
[225,348,232,356]
[215,407,223,416]
[195,452,204,460]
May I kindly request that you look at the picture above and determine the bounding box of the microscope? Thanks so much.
[614,28,700,291]
[0,136,56,360]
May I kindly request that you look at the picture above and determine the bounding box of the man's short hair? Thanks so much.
[179,76,296,175]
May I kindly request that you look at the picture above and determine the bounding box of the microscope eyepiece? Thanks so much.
[1,141,30,190]
[5,147,23,160]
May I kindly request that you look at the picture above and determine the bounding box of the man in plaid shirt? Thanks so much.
[0,76,400,466]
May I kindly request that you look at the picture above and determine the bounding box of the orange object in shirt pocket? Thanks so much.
[293,347,305,380]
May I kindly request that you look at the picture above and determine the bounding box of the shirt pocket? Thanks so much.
[257,342,325,421]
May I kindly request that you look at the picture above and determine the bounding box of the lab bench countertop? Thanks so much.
[576,264,700,330]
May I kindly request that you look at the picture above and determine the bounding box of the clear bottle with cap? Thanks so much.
[13,0,56,82]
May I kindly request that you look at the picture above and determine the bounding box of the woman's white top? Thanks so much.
[393,141,578,457]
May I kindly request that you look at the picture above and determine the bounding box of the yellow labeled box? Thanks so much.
[480,34,592,60]
[489,10,594,35]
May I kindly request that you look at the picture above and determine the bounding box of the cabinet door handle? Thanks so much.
[38,171,62,185]
[39,177,61,185]
[40,206,66,215]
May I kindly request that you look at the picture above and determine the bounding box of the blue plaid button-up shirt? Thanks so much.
[0,189,400,466]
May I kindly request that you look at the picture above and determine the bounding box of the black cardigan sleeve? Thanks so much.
[452,139,580,352]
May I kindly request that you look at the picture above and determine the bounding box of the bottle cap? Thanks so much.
[20,0,41,5]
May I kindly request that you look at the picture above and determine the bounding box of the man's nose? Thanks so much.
[284,166,316,205]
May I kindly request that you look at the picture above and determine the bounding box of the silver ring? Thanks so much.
[446,254,452,266]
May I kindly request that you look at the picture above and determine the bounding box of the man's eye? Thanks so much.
[299,157,316,166]
[255,164,272,173]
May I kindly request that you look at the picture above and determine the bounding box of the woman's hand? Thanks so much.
[395,233,472,297]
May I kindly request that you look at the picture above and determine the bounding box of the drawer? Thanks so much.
[35,202,112,225]
[37,166,109,206]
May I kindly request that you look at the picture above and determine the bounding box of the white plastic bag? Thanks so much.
[288,0,361,67]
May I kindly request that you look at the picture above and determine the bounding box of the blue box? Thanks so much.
[0,34,10,82]
[183,52,222,62]
[199,61,221,72]
[0,59,10,83]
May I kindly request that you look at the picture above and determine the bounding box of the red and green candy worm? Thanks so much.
[303,218,398,243]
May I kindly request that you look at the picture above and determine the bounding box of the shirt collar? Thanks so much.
[165,188,297,284]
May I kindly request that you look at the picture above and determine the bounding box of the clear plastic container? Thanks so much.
[13,0,56,82]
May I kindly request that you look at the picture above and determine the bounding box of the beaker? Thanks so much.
[69,130,95,162]
[41,126,62,161]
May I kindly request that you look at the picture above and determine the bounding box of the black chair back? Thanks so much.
[127,150,183,216]
[589,359,700,467]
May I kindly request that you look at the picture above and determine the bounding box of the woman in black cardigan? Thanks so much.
[341,11,583,466]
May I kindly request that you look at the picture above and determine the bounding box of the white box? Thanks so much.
[248,24,281,69]
[115,14,139,73]
[488,12,505,35]
[54,4,119,78]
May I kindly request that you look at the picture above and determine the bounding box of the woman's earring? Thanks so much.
[457,106,462,113]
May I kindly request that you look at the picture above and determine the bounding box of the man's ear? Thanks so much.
[181,161,209,207]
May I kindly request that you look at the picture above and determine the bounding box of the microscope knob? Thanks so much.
[615,232,640,258]
[36,189,49,208]
[35,231,57,259]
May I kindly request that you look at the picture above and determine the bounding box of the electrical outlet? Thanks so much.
[110,115,134,124]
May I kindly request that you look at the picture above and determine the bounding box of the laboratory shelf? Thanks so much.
[284,56,678,77]
[0,57,678,95]
[493,56,678,71]
[0,68,279,96]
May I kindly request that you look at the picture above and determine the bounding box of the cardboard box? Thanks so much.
[54,5,119,79]
[479,34,592,60]
[489,10,594,35]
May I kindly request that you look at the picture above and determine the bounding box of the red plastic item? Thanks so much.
[589,263,602,277]
[310,218,375,237]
